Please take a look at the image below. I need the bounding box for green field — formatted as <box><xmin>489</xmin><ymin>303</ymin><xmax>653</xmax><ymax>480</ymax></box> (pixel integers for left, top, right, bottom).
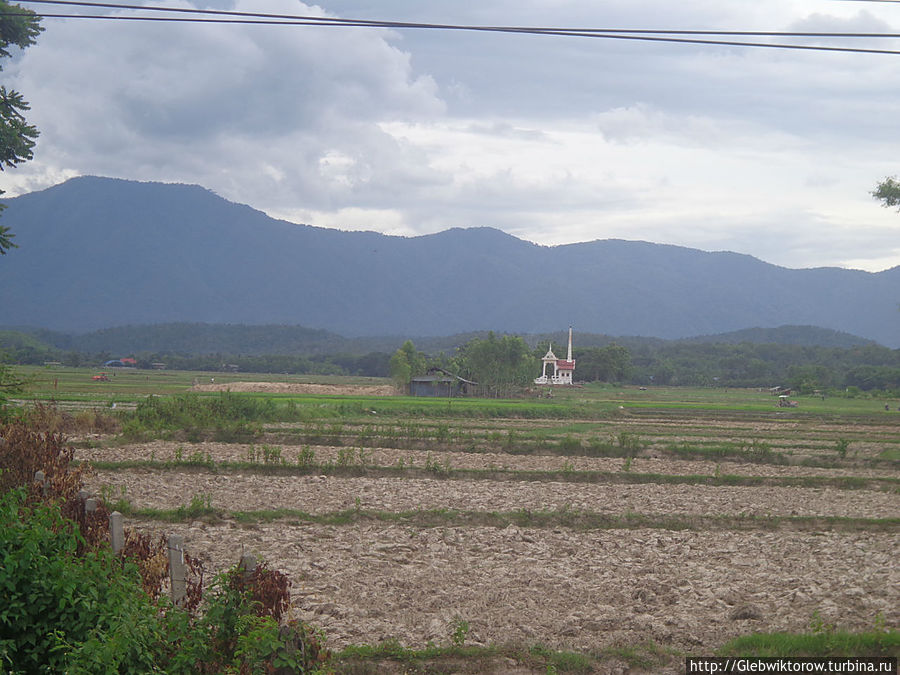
<box><xmin>15</xmin><ymin>364</ymin><xmax>900</xmax><ymax>416</ymax></box>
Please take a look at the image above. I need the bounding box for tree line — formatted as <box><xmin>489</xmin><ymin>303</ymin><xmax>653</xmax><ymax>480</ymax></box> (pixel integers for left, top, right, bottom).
<box><xmin>2</xmin><ymin>329</ymin><xmax>899</xmax><ymax>395</ymax></box>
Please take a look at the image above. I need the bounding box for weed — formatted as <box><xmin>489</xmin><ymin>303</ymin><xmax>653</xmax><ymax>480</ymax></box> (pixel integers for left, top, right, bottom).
<box><xmin>835</xmin><ymin>438</ymin><xmax>850</xmax><ymax>459</ymax></box>
<box><xmin>356</xmin><ymin>447</ymin><xmax>372</xmax><ymax>466</ymax></box>
<box><xmin>809</xmin><ymin>611</ymin><xmax>835</xmax><ymax>635</ymax></box>
<box><xmin>177</xmin><ymin>492</ymin><xmax>215</xmax><ymax>519</ymax></box>
<box><xmin>448</xmin><ymin>617</ymin><xmax>470</xmax><ymax>647</ymax></box>
<box><xmin>558</xmin><ymin>434</ymin><xmax>582</xmax><ymax>453</ymax></box>
<box><xmin>424</xmin><ymin>453</ymin><xmax>451</xmax><ymax>475</ymax></box>
<box><xmin>261</xmin><ymin>444</ymin><xmax>283</xmax><ymax>465</ymax></box>
<box><xmin>295</xmin><ymin>445</ymin><xmax>315</xmax><ymax>468</ymax></box>
<box><xmin>617</xmin><ymin>432</ymin><xmax>641</xmax><ymax>455</ymax></box>
<box><xmin>337</xmin><ymin>447</ymin><xmax>355</xmax><ymax>467</ymax></box>
<box><xmin>187</xmin><ymin>449</ymin><xmax>213</xmax><ymax>467</ymax></box>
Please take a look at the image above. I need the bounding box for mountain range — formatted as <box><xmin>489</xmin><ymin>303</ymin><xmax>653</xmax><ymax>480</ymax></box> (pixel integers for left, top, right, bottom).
<box><xmin>1</xmin><ymin>176</ymin><xmax>898</xmax><ymax>348</ymax></box>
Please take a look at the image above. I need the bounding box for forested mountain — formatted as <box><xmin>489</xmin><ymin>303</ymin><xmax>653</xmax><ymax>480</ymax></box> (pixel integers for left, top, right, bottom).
<box><xmin>6</xmin><ymin>323</ymin><xmax>873</xmax><ymax>358</ymax></box>
<box><xmin>1</xmin><ymin>176</ymin><xmax>898</xmax><ymax>347</ymax></box>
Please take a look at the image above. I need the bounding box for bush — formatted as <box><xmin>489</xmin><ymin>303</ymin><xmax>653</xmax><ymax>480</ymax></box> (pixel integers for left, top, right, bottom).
<box><xmin>0</xmin><ymin>420</ymin><xmax>89</xmax><ymax>501</ymax></box>
<box><xmin>0</xmin><ymin>417</ymin><xmax>331</xmax><ymax>674</ymax></box>
<box><xmin>0</xmin><ymin>489</ymin><xmax>166</xmax><ymax>674</ymax></box>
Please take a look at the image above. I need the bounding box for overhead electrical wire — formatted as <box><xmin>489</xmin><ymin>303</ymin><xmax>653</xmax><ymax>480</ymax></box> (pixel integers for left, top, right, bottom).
<box><xmin>9</xmin><ymin>0</ymin><xmax>900</xmax><ymax>55</ymax></box>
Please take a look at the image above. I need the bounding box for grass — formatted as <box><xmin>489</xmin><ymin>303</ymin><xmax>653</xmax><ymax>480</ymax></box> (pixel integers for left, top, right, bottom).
<box><xmin>717</xmin><ymin>628</ymin><xmax>900</xmax><ymax>658</ymax></box>
<box><xmin>335</xmin><ymin>640</ymin><xmax>607</xmax><ymax>674</ymax></box>
<box><xmin>17</xmin><ymin>365</ymin><xmax>900</xmax><ymax>418</ymax></box>
<box><xmin>108</xmin><ymin>500</ymin><xmax>900</xmax><ymax>533</ymax></box>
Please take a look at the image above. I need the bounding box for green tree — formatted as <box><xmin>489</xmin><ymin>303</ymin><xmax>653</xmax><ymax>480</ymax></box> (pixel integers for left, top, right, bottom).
<box><xmin>457</xmin><ymin>332</ymin><xmax>536</xmax><ymax>397</ymax></box>
<box><xmin>872</xmin><ymin>176</ymin><xmax>900</xmax><ymax>210</ymax></box>
<box><xmin>0</xmin><ymin>2</ymin><xmax>42</xmax><ymax>254</ymax></box>
<box><xmin>389</xmin><ymin>339</ymin><xmax>427</xmax><ymax>391</ymax></box>
<box><xmin>576</xmin><ymin>344</ymin><xmax>632</xmax><ymax>382</ymax></box>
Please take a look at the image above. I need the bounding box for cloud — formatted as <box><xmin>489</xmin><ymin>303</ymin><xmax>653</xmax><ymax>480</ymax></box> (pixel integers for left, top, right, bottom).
<box><xmin>6</xmin><ymin>0</ymin><xmax>445</xmax><ymax>205</ymax></box>
<box><xmin>5</xmin><ymin>0</ymin><xmax>900</xmax><ymax>271</ymax></box>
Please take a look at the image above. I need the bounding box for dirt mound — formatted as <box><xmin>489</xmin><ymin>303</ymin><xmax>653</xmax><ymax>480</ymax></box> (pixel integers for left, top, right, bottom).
<box><xmin>191</xmin><ymin>381</ymin><xmax>397</xmax><ymax>396</ymax></box>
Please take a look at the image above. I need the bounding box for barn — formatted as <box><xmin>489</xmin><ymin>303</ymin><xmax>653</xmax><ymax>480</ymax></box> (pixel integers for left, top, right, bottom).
<box><xmin>409</xmin><ymin>368</ymin><xmax>479</xmax><ymax>397</ymax></box>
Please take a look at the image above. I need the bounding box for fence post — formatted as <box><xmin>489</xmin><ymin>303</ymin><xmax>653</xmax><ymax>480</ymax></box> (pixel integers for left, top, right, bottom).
<box><xmin>109</xmin><ymin>511</ymin><xmax>124</xmax><ymax>554</ymax></box>
<box><xmin>168</xmin><ymin>534</ymin><xmax>186</xmax><ymax>607</ymax></box>
<box><xmin>238</xmin><ymin>553</ymin><xmax>256</xmax><ymax>581</ymax></box>
<box><xmin>33</xmin><ymin>471</ymin><xmax>49</xmax><ymax>496</ymax></box>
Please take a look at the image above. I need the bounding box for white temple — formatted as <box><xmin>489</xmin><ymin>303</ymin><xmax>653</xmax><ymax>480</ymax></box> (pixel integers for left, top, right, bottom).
<box><xmin>534</xmin><ymin>326</ymin><xmax>575</xmax><ymax>385</ymax></box>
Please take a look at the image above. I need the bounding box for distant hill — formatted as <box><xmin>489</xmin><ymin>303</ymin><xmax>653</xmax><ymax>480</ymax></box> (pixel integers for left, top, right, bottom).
<box><xmin>3</xmin><ymin>323</ymin><xmax>876</xmax><ymax>358</ymax></box>
<box><xmin>677</xmin><ymin>325</ymin><xmax>877</xmax><ymax>348</ymax></box>
<box><xmin>1</xmin><ymin>176</ymin><xmax>898</xmax><ymax>347</ymax></box>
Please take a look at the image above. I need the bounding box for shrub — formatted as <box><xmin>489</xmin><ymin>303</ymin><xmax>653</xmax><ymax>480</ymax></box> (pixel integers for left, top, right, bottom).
<box><xmin>0</xmin><ymin>420</ymin><xmax>89</xmax><ymax>502</ymax></box>
<box><xmin>0</xmin><ymin>489</ymin><xmax>166</xmax><ymax>673</ymax></box>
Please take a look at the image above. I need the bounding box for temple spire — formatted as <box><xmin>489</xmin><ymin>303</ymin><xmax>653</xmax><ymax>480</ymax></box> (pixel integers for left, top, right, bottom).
<box><xmin>566</xmin><ymin>326</ymin><xmax>573</xmax><ymax>362</ymax></box>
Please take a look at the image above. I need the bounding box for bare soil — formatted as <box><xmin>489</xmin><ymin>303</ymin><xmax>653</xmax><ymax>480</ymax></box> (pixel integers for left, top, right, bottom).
<box><xmin>89</xmin><ymin>470</ymin><xmax>897</xmax><ymax>520</ymax></box>
<box><xmin>79</xmin><ymin>440</ymin><xmax>900</xmax><ymax>480</ymax></box>
<box><xmin>75</xmin><ymin>407</ymin><xmax>900</xmax><ymax>671</ymax></box>
<box><xmin>139</xmin><ymin>520</ymin><xmax>897</xmax><ymax>660</ymax></box>
<box><xmin>191</xmin><ymin>381</ymin><xmax>397</xmax><ymax>396</ymax></box>
<box><xmin>82</xmin><ymin>445</ymin><xmax>899</xmax><ymax>669</ymax></box>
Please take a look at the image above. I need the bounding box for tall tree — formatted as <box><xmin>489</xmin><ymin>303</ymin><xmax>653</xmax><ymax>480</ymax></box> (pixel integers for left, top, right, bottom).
<box><xmin>0</xmin><ymin>1</ymin><xmax>42</xmax><ymax>254</ymax></box>
<box><xmin>389</xmin><ymin>340</ymin><xmax>427</xmax><ymax>391</ymax></box>
<box><xmin>456</xmin><ymin>332</ymin><xmax>536</xmax><ymax>397</ymax></box>
<box><xmin>576</xmin><ymin>344</ymin><xmax>632</xmax><ymax>382</ymax></box>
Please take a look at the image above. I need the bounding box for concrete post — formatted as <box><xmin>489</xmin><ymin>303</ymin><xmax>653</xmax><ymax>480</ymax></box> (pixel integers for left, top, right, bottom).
<box><xmin>168</xmin><ymin>534</ymin><xmax>186</xmax><ymax>607</ymax></box>
<box><xmin>85</xmin><ymin>498</ymin><xmax>97</xmax><ymax>514</ymax></box>
<box><xmin>109</xmin><ymin>511</ymin><xmax>124</xmax><ymax>554</ymax></box>
<box><xmin>33</xmin><ymin>471</ymin><xmax>48</xmax><ymax>496</ymax></box>
<box><xmin>238</xmin><ymin>553</ymin><xmax>256</xmax><ymax>581</ymax></box>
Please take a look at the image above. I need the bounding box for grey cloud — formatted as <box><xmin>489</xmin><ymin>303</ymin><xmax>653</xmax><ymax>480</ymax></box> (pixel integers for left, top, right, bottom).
<box><xmin>6</xmin><ymin>0</ymin><xmax>900</xmax><ymax>272</ymax></box>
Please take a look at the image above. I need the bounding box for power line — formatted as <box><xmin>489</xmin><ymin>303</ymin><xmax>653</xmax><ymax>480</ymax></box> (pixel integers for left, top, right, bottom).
<box><xmin>10</xmin><ymin>0</ymin><xmax>900</xmax><ymax>55</ymax></box>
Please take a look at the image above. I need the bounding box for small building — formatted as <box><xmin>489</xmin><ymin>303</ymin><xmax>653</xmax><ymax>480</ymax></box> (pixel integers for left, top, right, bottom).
<box><xmin>410</xmin><ymin>375</ymin><xmax>454</xmax><ymax>397</ymax></box>
<box><xmin>410</xmin><ymin>368</ymin><xmax>479</xmax><ymax>397</ymax></box>
<box><xmin>535</xmin><ymin>326</ymin><xmax>576</xmax><ymax>386</ymax></box>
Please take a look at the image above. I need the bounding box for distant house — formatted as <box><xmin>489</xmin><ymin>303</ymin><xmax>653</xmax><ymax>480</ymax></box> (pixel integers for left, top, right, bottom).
<box><xmin>410</xmin><ymin>368</ymin><xmax>479</xmax><ymax>397</ymax></box>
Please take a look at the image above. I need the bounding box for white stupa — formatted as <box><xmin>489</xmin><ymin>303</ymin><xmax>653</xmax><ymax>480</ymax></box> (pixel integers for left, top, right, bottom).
<box><xmin>534</xmin><ymin>326</ymin><xmax>575</xmax><ymax>385</ymax></box>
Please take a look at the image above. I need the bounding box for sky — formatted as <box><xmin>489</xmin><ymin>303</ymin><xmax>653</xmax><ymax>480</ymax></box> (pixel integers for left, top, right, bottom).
<box><xmin>4</xmin><ymin>0</ymin><xmax>900</xmax><ymax>272</ymax></box>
